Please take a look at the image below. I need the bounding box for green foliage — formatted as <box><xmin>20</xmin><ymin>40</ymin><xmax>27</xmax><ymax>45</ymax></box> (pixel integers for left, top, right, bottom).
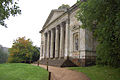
<box><xmin>77</xmin><ymin>0</ymin><xmax>120</xmax><ymax>67</ymax></box>
<box><xmin>0</xmin><ymin>63</ymin><xmax>48</xmax><ymax>80</ymax></box>
<box><xmin>58</xmin><ymin>4</ymin><xmax>70</xmax><ymax>9</ymax></box>
<box><xmin>32</xmin><ymin>46</ymin><xmax>40</xmax><ymax>62</ymax></box>
<box><xmin>69</xmin><ymin>65</ymin><xmax>120</xmax><ymax>80</ymax></box>
<box><xmin>8</xmin><ymin>37</ymin><xmax>40</xmax><ymax>63</ymax></box>
<box><xmin>0</xmin><ymin>48</ymin><xmax>8</xmax><ymax>63</ymax></box>
<box><xmin>0</xmin><ymin>0</ymin><xmax>21</xmax><ymax>27</ymax></box>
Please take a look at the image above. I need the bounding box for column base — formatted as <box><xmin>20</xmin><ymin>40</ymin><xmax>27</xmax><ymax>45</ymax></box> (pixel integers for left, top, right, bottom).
<box><xmin>64</xmin><ymin>56</ymin><xmax>69</xmax><ymax>60</ymax></box>
<box><xmin>53</xmin><ymin>58</ymin><xmax>56</xmax><ymax>60</ymax></box>
<box><xmin>55</xmin><ymin>57</ymin><xmax>59</xmax><ymax>59</ymax></box>
<box><xmin>50</xmin><ymin>57</ymin><xmax>53</xmax><ymax>59</ymax></box>
<box><xmin>58</xmin><ymin>57</ymin><xmax>64</xmax><ymax>60</ymax></box>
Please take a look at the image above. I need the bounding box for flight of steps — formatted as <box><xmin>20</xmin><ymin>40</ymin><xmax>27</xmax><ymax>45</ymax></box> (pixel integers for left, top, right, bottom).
<box><xmin>39</xmin><ymin>58</ymin><xmax>78</xmax><ymax>67</ymax></box>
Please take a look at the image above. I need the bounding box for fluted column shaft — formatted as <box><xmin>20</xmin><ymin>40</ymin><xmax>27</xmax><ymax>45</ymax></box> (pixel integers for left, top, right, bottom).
<box><xmin>50</xmin><ymin>30</ymin><xmax>54</xmax><ymax>58</ymax></box>
<box><xmin>59</xmin><ymin>25</ymin><xmax>64</xmax><ymax>58</ymax></box>
<box><xmin>65</xmin><ymin>21</ymin><xmax>69</xmax><ymax>57</ymax></box>
<box><xmin>39</xmin><ymin>44</ymin><xmax>43</xmax><ymax>60</ymax></box>
<box><xmin>47</xmin><ymin>32</ymin><xmax>50</xmax><ymax>58</ymax></box>
<box><xmin>44</xmin><ymin>33</ymin><xmax>47</xmax><ymax>59</ymax></box>
<box><xmin>55</xmin><ymin>27</ymin><xmax>59</xmax><ymax>58</ymax></box>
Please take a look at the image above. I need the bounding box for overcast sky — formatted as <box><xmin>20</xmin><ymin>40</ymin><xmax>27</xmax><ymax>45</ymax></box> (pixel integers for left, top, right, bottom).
<box><xmin>0</xmin><ymin>0</ymin><xmax>77</xmax><ymax>48</ymax></box>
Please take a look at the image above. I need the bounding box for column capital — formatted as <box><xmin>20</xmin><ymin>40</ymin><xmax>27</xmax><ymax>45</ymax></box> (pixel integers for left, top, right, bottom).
<box><xmin>51</xmin><ymin>28</ymin><xmax>55</xmax><ymax>33</ymax></box>
<box><xmin>56</xmin><ymin>25</ymin><xmax>60</xmax><ymax>30</ymax></box>
<box><xmin>44</xmin><ymin>32</ymin><xmax>47</xmax><ymax>36</ymax></box>
<box><xmin>46</xmin><ymin>31</ymin><xmax>49</xmax><ymax>34</ymax></box>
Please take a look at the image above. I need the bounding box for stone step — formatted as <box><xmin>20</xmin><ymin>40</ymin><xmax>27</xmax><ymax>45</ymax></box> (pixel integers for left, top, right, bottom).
<box><xmin>39</xmin><ymin>58</ymin><xmax>78</xmax><ymax>67</ymax></box>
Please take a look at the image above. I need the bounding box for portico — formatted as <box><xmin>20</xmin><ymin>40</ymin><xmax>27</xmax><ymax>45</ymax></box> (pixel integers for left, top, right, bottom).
<box><xmin>39</xmin><ymin>3</ymin><xmax>97</xmax><ymax>67</ymax></box>
<box><xmin>43</xmin><ymin>22</ymin><xmax>67</xmax><ymax>59</ymax></box>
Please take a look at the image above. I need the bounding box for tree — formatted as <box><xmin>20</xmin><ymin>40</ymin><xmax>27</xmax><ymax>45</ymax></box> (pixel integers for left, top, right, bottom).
<box><xmin>0</xmin><ymin>48</ymin><xmax>8</xmax><ymax>63</ymax></box>
<box><xmin>0</xmin><ymin>0</ymin><xmax>21</xmax><ymax>27</ymax></box>
<box><xmin>77</xmin><ymin>0</ymin><xmax>120</xmax><ymax>67</ymax></box>
<box><xmin>32</xmin><ymin>46</ymin><xmax>40</xmax><ymax>62</ymax></box>
<box><xmin>58</xmin><ymin>4</ymin><xmax>70</xmax><ymax>9</ymax></box>
<box><xmin>8</xmin><ymin>37</ymin><xmax>40</xmax><ymax>63</ymax></box>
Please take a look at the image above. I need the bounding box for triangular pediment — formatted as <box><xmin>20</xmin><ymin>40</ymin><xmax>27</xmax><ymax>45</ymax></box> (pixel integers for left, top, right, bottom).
<box><xmin>43</xmin><ymin>9</ymin><xmax>66</xmax><ymax>28</ymax></box>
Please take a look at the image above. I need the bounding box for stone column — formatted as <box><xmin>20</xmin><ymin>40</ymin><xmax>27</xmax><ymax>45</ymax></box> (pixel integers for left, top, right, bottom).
<box><xmin>47</xmin><ymin>32</ymin><xmax>50</xmax><ymax>58</ymax></box>
<box><xmin>65</xmin><ymin>21</ymin><xmax>69</xmax><ymax>58</ymax></box>
<box><xmin>50</xmin><ymin>29</ymin><xmax>54</xmax><ymax>58</ymax></box>
<box><xmin>39</xmin><ymin>43</ymin><xmax>43</xmax><ymax>60</ymax></box>
<box><xmin>39</xmin><ymin>44</ymin><xmax>42</xmax><ymax>60</ymax></box>
<box><xmin>59</xmin><ymin>24</ymin><xmax>64</xmax><ymax>58</ymax></box>
<box><xmin>55</xmin><ymin>27</ymin><xmax>59</xmax><ymax>58</ymax></box>
<box><xmin>44</xmin><ymin>33</ymin><xmax>47</xmax><ymax>59</ymax></box>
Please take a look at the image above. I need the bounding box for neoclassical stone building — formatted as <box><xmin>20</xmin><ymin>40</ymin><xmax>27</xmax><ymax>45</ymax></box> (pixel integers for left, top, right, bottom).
<box><xmin>39</xmin><ymin>3</ymin><xmax>97</xmax><ymax>67</ymax></box>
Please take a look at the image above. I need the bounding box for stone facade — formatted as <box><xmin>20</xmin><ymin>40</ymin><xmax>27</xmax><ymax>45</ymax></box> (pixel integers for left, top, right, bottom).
<box><xmin>39</xmin><ymin>4</ymin><xmax>97</xmax><ymax>67</ymax></box>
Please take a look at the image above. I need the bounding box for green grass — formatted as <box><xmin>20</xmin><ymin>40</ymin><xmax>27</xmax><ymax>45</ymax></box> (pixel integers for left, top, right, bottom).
<box><xmin>0</xmin><ymin>63</ymin><xmax>48</xmax><ymax>80</ymax></box>
<box><xmin>69</xmin><ymin>65</ymin><xmax>120</xmax><ymax>80</ymax></box>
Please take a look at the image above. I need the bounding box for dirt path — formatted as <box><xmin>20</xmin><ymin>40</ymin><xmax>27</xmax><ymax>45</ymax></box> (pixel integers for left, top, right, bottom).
<box><xmin>32</xmin><ymin>64</ymin><xmax>90</xmax><ymax>80</ymax></box>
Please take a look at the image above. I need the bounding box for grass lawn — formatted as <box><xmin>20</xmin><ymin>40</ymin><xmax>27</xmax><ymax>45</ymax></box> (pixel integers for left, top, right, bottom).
<box><xmin>0</xmin><ymin>63</ymin><xmax>48</xmax><ymax>80</ymax></box>
<box><xmin>69</xmin><ymin>65</ymin><xmax>120</xmax><ymax>80</ymax></box>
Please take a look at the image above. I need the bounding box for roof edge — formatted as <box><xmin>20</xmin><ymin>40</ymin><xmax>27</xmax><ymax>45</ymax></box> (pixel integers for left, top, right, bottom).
<box><xmin>40</xmin><ymin>2</ymin><xmax>80</xmax><ymax>33</ymax></box>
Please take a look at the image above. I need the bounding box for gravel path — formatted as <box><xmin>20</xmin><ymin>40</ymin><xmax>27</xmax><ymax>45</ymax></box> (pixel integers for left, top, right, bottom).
<box><xmin>32</xmin><ymin>64</ymin><xmax>90</xmax><ymax>80</ymax></box>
